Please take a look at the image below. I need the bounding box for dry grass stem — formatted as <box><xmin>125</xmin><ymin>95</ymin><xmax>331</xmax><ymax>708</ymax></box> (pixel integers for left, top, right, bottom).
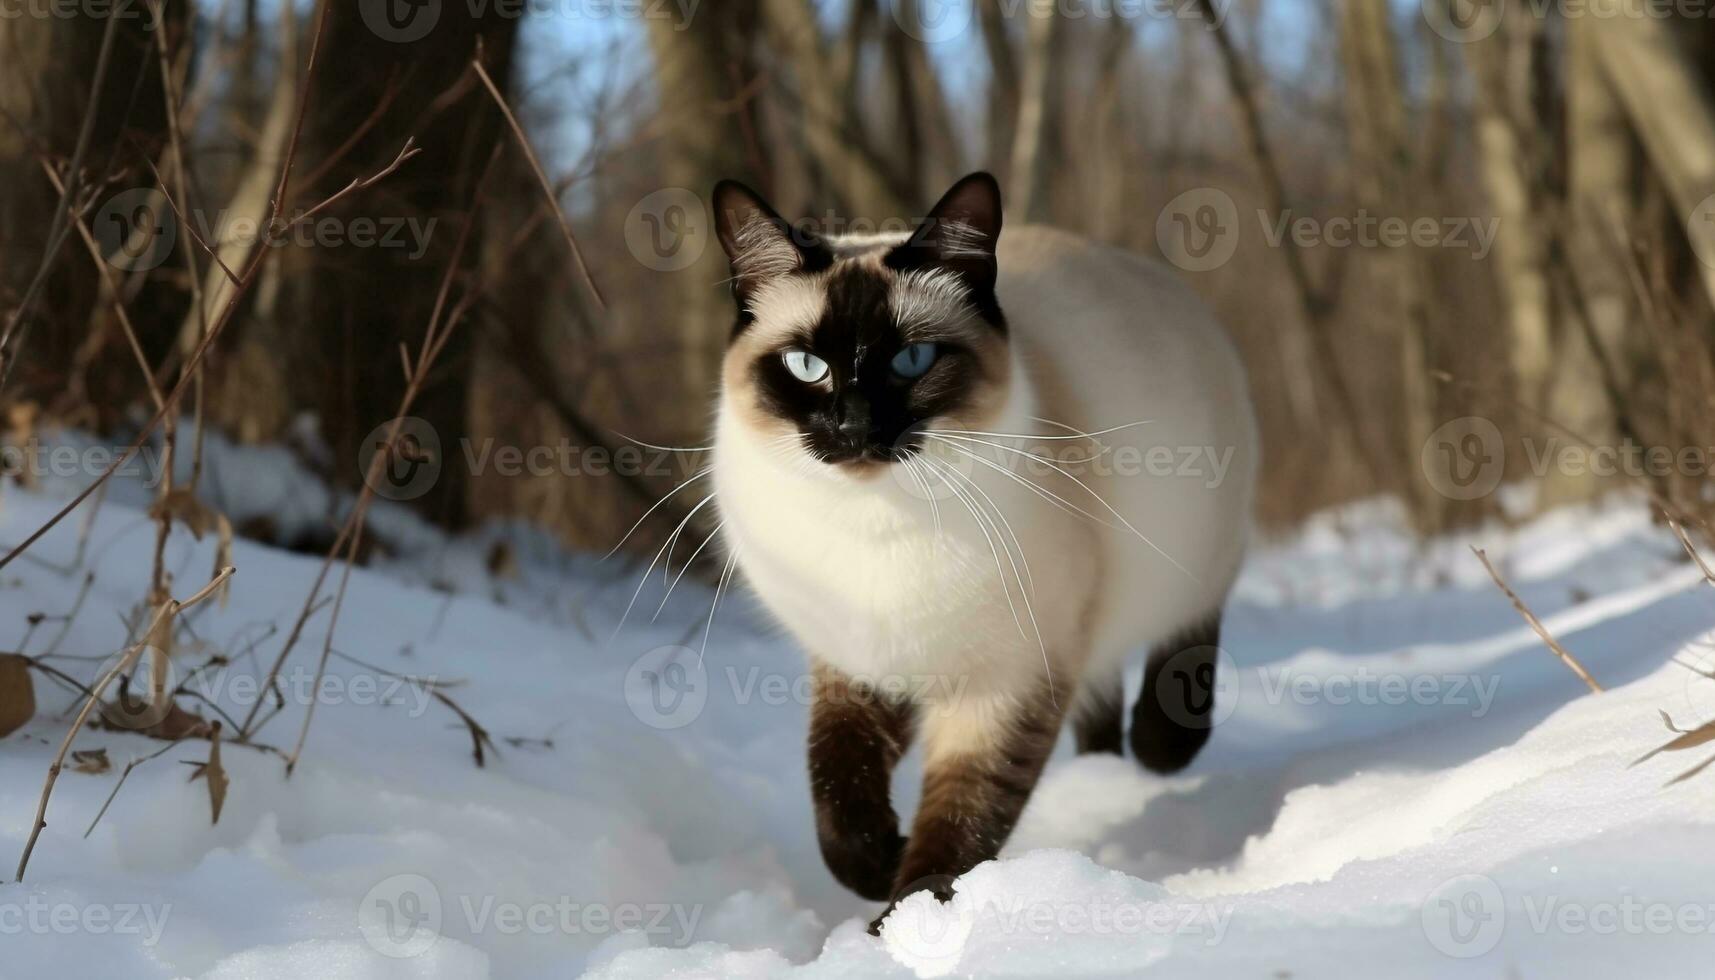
<box><xmin>1472</xmin><ymin>546</ymin><xmax>1604</xmax><ymax>694</ymax></box>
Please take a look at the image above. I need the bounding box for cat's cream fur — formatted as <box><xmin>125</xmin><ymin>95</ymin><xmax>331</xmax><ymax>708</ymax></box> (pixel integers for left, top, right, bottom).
<box><xmin>715</xmin><ymin>223</ymin><xmax>1256</xmax><ymax>741</ymax></box>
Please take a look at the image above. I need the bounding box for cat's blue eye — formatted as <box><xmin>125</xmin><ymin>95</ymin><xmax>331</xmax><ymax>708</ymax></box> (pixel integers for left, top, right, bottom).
<box><xmin>782</xmin><ymin>349</ymin><xmax>830</xmax><ymax>384</ymax></box>
<box><xmin>890</xmin><ymin>342</ymin><xmax>938</xmax><ymax>379</ymax></box>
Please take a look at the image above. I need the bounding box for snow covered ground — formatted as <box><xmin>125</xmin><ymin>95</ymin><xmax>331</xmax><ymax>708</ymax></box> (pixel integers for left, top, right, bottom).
<box><xmin>2</xmin><ymin>473</ymin><xmax>1714</xmax><ymax>978</ymax></box>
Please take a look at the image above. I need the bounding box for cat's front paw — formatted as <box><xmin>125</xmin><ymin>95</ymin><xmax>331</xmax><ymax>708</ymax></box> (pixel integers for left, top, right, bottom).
<box><xmin>819</xmin><ymin>821</ymin><xmax>905</xmax><ymax>903</ymax></box>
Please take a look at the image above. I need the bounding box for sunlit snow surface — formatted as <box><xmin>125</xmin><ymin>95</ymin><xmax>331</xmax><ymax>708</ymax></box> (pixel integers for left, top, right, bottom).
<box><xmin>1</xmin><ymin>475</ymin><xmax>1713</xmax><ymax>978</ymax></box>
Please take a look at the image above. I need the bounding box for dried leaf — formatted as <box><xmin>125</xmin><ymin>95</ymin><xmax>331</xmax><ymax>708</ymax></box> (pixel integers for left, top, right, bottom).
<box><xmin>0</xmin><ymin>654</ymin><xmax>37</xmax><ymax>737</ymax></box>
<box><xmin>148</xmin><ymin>488</ymin><xmax>217</xmax><ymax>540</ymax></box>
<box><xmin>94</xmin><ymin>696</ymin><xmax>212</xmax><ymax>741</ymax></box>
<box><xmin>203</xmin><ymin>728</ymin><xmax>228</xmax><ymax>825</ymax></box>
<box><xmin>1630</xmin><ymin>718</ymin><xmax>1715</xmax><ymax>767</ymax></box>
<box><xmin>6</xmin><ymin>402</ymin><xmax>38</xmax><ymax>489</ymax></box>
<box><xmin>71</xmin><ymin>748</ymin><xmax>111</xmax><ymax>775</ymax></box>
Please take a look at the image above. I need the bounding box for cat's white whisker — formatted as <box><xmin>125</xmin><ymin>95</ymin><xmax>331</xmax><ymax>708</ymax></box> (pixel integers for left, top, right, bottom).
<box><xmin>932</xmin><ymin>415</ymin><xmax>1117</xmax><ymax>462</ymax></box>
<box><xmin>902</xmin><ymin>455</ymin><xmax>942</xmax><ymax>541</ymax></box>
<box><xmin>926</xmin><ymin>435</ymin><xmax>1126</xmax><ymax>533</ymax></box>
<box><xmin>927</xmin><ymin>432</ymin><xmax>1199</xmax><ymax>584</ymax></box>
<box><xmin>921</xmin><ymin>455</ymin><xmax>1055</xmax><ymax>704</ymax></box>
<box><xmin>920</xmin><ymin>456</ymin><xmax>1028</xmax><ymax>642</ymax></box>
<box><xmin>613</xmin><ymin>492</ymin><xmax>717</xmax><ymax>640</ymax></box>
<box><xmin>698</xmin><ymin>547</ymin><xmax>740</xmax><ymax>667</ymax></box>
<box><xmin>603</xmin><ymin>467</ymin><xmax>713</xmax><ymax>561</ymax></box>
<box><xmin>612</xmin><ymin>431</ymin><xmax>714</xmax><ymax>454</ymax></box>
<box><xmin>921</xmin><ymin>418</ymin><xmax>1154</xmax><ymax>442</ymax></box>
<box><xmin>653</xmin><ymin>520</ymin><xmax>725</xmax><ymax>621</ymax></box>
<box><xmin>936</xmin><ymin>456</ymin><xmax>1036</xmax><ymax>601</ymax></box>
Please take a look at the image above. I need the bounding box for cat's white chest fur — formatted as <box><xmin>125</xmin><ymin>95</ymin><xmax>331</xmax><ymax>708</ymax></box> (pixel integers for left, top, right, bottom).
<box><xmin>713</xmin><ymin>404</ymin><xmax>1097</xmax><ymax>694</ymax></box>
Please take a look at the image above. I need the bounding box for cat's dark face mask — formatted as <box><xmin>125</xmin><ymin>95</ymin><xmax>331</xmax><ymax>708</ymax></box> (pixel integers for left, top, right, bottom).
<box><xmin>713</xmin><ymin>174</ymin><xmax>1011</xmax><ymax>473</ymax></box>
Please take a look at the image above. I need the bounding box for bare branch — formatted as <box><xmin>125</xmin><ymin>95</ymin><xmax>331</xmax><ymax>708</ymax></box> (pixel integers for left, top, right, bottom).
<box><xmin>1472</xmin><ymin>547</ymin><xmax>1603</xmax><ymax>694</ymax></box>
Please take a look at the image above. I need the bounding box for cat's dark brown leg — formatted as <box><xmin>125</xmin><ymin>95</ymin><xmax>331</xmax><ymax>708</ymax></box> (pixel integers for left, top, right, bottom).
<box><xmin>809</xmin><ymin>661</ymin><xmax>917</xmax><ymax>901</ymax></box>
<box><xmin>1130</xmin><ymin>612</ymin><xmax>1222</xmax><ymax>773</ymax></box>
<box><xmin>1073</xmin><ymin>673</ymin><xmax>1123</xmax><ymax>755</ymax></box>
<box><xmin>871</xmin><ymin>684</ymin><xmax>1064</xmax><ymax>933</ymax></box>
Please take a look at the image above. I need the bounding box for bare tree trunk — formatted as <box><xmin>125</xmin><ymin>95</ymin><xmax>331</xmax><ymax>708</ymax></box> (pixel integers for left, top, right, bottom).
<box><xmin>978</xmin><ymin>0</ymin><xmax>1020</xmax><ymax>175</ymax></box>
<box><xmin>1008</xmin><ymin>6</ymin><xmax>1061</xmax><ymax>224</ymax></box>
<box><xmin>1089</xmin><ymin>16</ymin><xmax>1136</xmax><ymax>243</ymax></box>
<box><xmin>178</xmin><ymin>0</ymin><xmax>297</xmax><ymax>363</ymax></box>
<box><xmin>1542</xmin><ymin>18</ymin><xmax>1639</xmax><ymax>505</ymax></box>
<box><xmin>1188</xmin><ymin>0</ymin><xmax>1378</xmax><ymax>477</ymax></box>
<box><xmin>884</xmin><ymin>0</ymin><xmax>960</xmax><ymax>201</ymax></box>
<box><xmin>648</xmin><ymin>0</ymin><xmax>762</xmax><ymax>398</ymax></box>
<box><xmin>763</xmin><ymin>0</ymin><xmax>902</xmax><ymax>216</ymax></box>
<box><xmin>0</xmin><ymin>2</ymin><xmax>177</xmax><ymax>414</ymax></box>
<box><xmin>1467</xmin><ymin>7</ymin><xmax>1556</xmax><ymax>421</ymax></box>
<box><xmin>1338</xmin><ymin>0</ymin><xmax>1445</xmax><ymax>529</ymax></box>
<box><xmin>260</xmin><ymin>3</ymin><xmax>523</xmax><ymax>525</ymax></box>
<box><xmin>1589</xmin><ymin>2</ymin><xmax>1715</xmax><ymax>307</ymax></box>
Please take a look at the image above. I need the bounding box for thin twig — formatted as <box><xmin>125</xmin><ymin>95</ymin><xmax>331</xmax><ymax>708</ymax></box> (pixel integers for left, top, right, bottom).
<box><xmin>470</xmin><ymin>51</ymin><xmax>606</xmax><ymax>311</ymax></box>
<box><xmin>15</xmin><ymin>566</ymin><xmax>234</xmax><ymax>882</ymax></box>
<box><xmin>82</xmin><ymin>739</ymin><xmax>180</xmax><ymax>839</ymax></box>
<box><xmin>1472</xmin><ymin>547</ymin><xmax>1603</xmax><ymax>694</ymax></box>
<box><xmin>1668</xmin><ymin>518</ymin><xmax>1715</xmax><ymax>587</ymax></box>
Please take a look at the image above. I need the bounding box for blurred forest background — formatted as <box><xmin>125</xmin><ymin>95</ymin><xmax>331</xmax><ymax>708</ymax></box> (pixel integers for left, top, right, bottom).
<box><xmin>3</xmin><ymin>0</ymin><xmax>1715</xmax><ymax>569</ymax></box>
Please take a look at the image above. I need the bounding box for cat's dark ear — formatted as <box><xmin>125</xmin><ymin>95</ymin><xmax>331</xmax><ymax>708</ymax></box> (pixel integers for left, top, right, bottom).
<box><xmin>887</xmin><ymin>172</ymin><xmax>1003</xmax><ymax>295</ymax></box>
<box><xmin>712</xmin><ymin>180</ymin><xmax>827</xmax><ymax>303</ymax></box>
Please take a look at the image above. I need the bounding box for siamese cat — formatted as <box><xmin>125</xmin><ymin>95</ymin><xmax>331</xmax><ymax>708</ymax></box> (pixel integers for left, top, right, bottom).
<box><xmin>709</xmin><ymin>173</ymin><xmax>1256</xmax><ymax>930</ymax></box>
